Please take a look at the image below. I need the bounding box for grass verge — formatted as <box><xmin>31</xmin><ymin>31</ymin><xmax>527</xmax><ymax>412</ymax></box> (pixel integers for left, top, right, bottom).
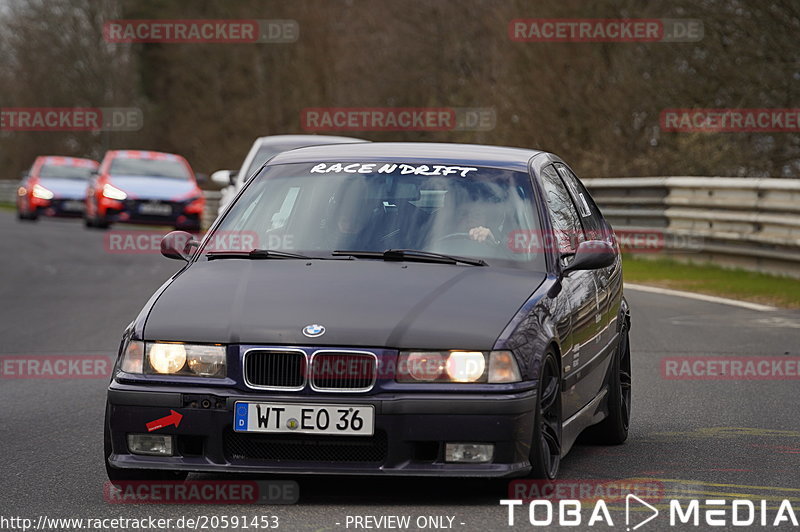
<box><xmin>622</xmin><ymin>255</ymin><xmax>800</xmax><ymax>309</ymax></box>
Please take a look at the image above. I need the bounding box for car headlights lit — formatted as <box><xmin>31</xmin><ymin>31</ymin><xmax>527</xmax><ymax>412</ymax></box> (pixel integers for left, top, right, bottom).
<box><xmin>397</xmin><ymin>350</ymin><xmax>520</xmax><ymax>384</ymax></box>
<box><xmin>445</xmin><ymin>351</ymin><xmax>486</xmax><ymax>382</ymax></box>
<box><xmin>118</xmin><ymin>340</ymin><xmax>226</xmax><ymax>378</ymax></box>
<box><xmin>148</xmin><ymin>343</ymin><xmax>187</xmax><ymax>374</ymax></box>
<box><xmin>32</xmin><ymin>184</ymin><xmax>54</xmax><ymax>200</ymax></box>
<box><xmin>102</xmin><ymin>183</ymin><xmax>127</xmax><ymax>200</ymax></box>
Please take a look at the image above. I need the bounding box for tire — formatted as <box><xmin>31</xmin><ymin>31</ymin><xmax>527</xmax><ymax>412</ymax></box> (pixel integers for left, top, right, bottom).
<box><xmin>87</xmin><ymin>214</ymin><xmax>110</xmax><ymax>229</ymax></box>
<box><xmin>582</xmin><ymin>324</ymin><xmax>631</xmax><ymax>445</ymax></box>
<box><xmin>104</xmin><ymin>403</ymin><xmax>188</xmax><ymax>484</ymax></box>
<box><xmin>529</xmin><ymin>352</ymin><xmax>562</xmax><ymax>479</ymax></box>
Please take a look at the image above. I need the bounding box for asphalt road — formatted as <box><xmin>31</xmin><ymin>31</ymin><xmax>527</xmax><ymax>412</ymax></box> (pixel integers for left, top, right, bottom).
<box><xmin>2</xmin><ymin>210</ymin><xmax>800</xmax><ymax>532</ymax></box>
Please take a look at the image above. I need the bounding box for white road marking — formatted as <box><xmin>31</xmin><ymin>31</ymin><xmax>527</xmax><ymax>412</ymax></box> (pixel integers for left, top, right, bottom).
<box><xmin>624</xmin><ymin>283</ymin><xmax>777</xmax><ymax>312</ymax></box>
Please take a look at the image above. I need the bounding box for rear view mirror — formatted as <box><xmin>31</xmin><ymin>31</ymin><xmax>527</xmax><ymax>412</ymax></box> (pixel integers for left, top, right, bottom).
<box><xmin>161</xmin><ymin>230</ymin><xmax>199</xmax><ymax>261</ymax></box>
<box><xmin>210</xmin><ymin>169</ymin><xmax>237</xmax><ymax>187</ymax></box>
<box><xmin>562</xmin><ymin>240</ymin><xmax>615</xmax><ymax>274</ymax></box>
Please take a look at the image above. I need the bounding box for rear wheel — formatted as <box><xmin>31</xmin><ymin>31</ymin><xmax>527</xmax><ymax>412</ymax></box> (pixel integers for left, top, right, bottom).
<box><xmin>582</xmin><ymin>324</ymin><xmax>631</xmax><ymax>444</ymax></box>
<box><xmin>529</xmin><ymin>352</ymin><xmax>562</xmax><ymax>479</ymax></box>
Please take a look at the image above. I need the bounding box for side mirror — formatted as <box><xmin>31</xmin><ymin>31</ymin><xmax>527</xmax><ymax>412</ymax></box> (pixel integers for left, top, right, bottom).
<box><xmin>161</xmin><ymin>230</ymin><xmax>199</xmax><ymax>261</ymax></box>
<box><xmin>194</xmin><ymin>172</ymin><xmax>208</xmax><ymax>185</ymax></box>
<box><xmin>20</xmin><ymin>171</ymin><xmax>28</xmax><ymax>179</ymax></box>
<box><xmin>210</xmin><ymin>169</ymin><xmax>237</xmax><ymax>187</ymax></box>
<box><xmin>562</xmin><ymin>240</ymin><xmax>615</xmax><ymax>274</ymax></box>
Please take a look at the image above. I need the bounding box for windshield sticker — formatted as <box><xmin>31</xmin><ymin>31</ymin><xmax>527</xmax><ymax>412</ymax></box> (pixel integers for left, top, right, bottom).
<box><xmin>310</xmin><ymin>163</ymin><xmax>478</xmax><ymax>177</ymax></box>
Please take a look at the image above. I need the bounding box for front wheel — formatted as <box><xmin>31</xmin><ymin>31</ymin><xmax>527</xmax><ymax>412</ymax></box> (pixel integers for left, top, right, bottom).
<box><xmin>529</xmin><ymin>352</ymin><xmax>562</xmax><ymax>479</ymax></box>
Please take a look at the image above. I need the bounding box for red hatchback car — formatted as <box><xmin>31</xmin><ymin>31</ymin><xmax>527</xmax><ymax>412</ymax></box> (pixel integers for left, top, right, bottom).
<box><xmin>85</xmin><ymin>150</ymin><xmax>204</xmax><ymax>231</ymax></box>
<box><xmin>17</xmin><ymin>156</ymin><xmax>99</xmax><ymax>221</ymax></box>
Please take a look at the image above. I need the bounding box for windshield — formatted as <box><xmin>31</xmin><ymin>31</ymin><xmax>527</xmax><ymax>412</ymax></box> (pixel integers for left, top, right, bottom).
<box><xmin>39</xmin><ymin>164</ymin><xmax>95</xmax><ymax>179</ymax></box>
<box><xmin>207</xmin><ymin>162</ymin><xmax>544</xmax><ymax>269</ymax></box>
<box><xmin>109</xmin><ymin>157</ymin><xmax>190</xmax><ymax>179</ymax></box>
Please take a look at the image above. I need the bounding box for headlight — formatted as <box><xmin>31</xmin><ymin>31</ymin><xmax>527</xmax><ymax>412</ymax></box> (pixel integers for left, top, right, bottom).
<box><xmin>102</xmin><ymin>183</ymin><xmax>127</xmax><ymax>200</ymax></box>
<box><xmin>397</xmin><ymin>350</ymin><xmax>520</xmax><ymax>384</ymax></box>
<box><xmin>446</xmin><ymin>351</ymin><xmax>486</xmax><ymax>382</ymax></box>
<box><xmin>186</xmin><ymin>345</ymin><xmax>227</xmax><ymax>376</ymax></box>
<box><xmin>117</xmin><ymin>340</ymin><xmax>226</xmax><ymax>378</ymax></box>
<box><xmin>148</xmin><ymin>343</ymin><xmax>187</xmax><ymax>374</ymax></box>
<box><xmin>32</xmin><ymin>184</ymin><xmax>54</xmax><ymax>200</ymax></box>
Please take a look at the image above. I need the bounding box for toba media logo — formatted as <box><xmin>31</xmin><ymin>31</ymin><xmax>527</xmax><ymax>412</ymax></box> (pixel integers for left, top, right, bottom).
<box><xmin>500</xmin><ymin>494</ymin><xmax>799</xmax><ymax>528</ymax></box>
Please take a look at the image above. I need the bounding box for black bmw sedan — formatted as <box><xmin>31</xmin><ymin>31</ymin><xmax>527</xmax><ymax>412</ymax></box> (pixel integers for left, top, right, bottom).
<box><xmin>105</xmin><ymin>142</ymin><xmax>631</xmax><ymax>481</ymax></box>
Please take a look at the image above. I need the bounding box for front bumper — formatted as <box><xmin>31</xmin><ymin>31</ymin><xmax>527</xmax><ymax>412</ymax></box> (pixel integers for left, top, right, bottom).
<box><xmin>43</xmin><ymin>198</ymin><xmax>86</xmax><ymax>217</ymax></box>
<box><xmin>103</xmin><ymin>199</ymin><xmax>200</xmax><ymax>229</ymax></box>
<box><xmin>106</xmin><ymin>383</ymin><xmax>537</xmax><ymax>478</ymax></box>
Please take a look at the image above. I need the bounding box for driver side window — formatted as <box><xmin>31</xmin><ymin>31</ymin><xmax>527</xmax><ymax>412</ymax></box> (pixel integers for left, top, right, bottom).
<box><xmin>540</xmin><ymin>165</ymin><xmax>585</xmax><ymax>258</ymax></box>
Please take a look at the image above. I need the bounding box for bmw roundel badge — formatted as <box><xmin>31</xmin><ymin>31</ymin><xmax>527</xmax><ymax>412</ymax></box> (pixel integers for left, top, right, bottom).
<box><xmin>303</xmin><ymin>324</ymin><xmax>326</xmax><ymax>338</ymax></box>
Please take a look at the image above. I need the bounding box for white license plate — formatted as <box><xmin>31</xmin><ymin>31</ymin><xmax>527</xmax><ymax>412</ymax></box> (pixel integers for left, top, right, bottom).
<box><xmin>63</xmin><ymin>200</ymin><xmax>85</xmax><ymax>212</ymax></box>
<box><xmin>139</xmin><ymin>202</ymin><xmax>171</xmax><ymax>215</ymax></box>
<box><xmin>233</xmin><ymin>402</ymin><xmax>374</xmax><ymax>436</ymax></box>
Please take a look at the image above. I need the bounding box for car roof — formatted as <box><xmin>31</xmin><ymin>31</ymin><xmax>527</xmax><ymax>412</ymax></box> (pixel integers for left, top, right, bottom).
<box><xmin>109</xmin><ymin>150</ymin><xmax>185</xmax><ymax>159</ymax></box>
<box><xmin>253</xmin><ymin>135</ymin><xmax>367</xmax><ymax>147</ymax></box>
<box><xmin>268</xmin><ymin>142</ymin><xmax>544</xmax><ymax>172</ymax></box>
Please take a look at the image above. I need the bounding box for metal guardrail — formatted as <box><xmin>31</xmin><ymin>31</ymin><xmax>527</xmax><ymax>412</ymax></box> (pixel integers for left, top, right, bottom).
<box><xmin>0</xmin><ymin>180</ymin><xmax>18</xmax><ymax>205</ymax></box>
<box><xmin>583</xmin><ymin>177</ymin><xmax>800</xmax><ymax>279</ymax></box>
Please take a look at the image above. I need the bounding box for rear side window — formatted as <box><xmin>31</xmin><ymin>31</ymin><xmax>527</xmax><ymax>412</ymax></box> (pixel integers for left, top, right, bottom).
<box><xmin>554</xmin><ymin>164</ymin><xmax>606</xmax><ymax>239</ymax></box>
<box><xmin>540</xmin><ymin>165</ymin><xmax>585</xmax><ymax>255</ymax></box>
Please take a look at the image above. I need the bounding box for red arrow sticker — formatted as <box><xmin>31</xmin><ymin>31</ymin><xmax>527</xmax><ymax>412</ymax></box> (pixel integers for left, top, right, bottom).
<box><xmin>146</xmin><ymin>410</ymin><xmax>183</xmax><ymax>432</ymax></box>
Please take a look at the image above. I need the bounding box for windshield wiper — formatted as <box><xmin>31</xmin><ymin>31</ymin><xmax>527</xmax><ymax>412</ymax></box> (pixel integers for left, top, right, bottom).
<box><xmin>332</xmin><ymin>249</ymin><xmax>487</xmax><ymax>266</ymax></box>
<box><xmin>206</xmin><ymin>249</ymin><xmax>311</xmax><ymax>260</ymax></box>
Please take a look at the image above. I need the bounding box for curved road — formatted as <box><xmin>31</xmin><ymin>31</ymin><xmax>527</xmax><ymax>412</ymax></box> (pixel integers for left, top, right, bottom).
<box><xmin>1</xmin><ymin>211</ymin><xmax>799</xmax><ymax>531</ymax></box>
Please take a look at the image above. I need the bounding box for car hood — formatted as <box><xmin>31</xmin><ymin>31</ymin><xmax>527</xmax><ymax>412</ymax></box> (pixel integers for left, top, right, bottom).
<box><xmin>144</xmin><ymin>259</ymin><xmax>545</xmax><ymax>350</ymax></box>
<box><xmin>38</xmin><ymin>178</ymin><xmax>88</xmax><ymax>199</ymax></box>
<box><xmin>109</xmin><ymin>175</ymin><xmax>196</xmax><ymax>200</ymax></box>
